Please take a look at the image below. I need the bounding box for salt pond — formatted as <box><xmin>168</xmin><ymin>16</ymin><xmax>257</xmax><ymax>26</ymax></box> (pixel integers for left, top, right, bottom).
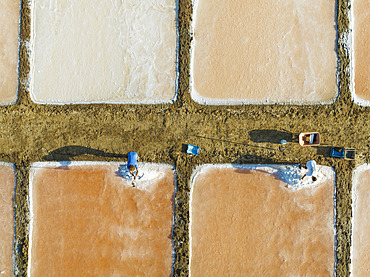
<box><xmin>191</xmin><ymin>0</ymin><xmax>337</xmax><ymax>104</ymax></box>
<box><xmin>352</xmin><ymin>164</ymin><xmax>370</xmax><ymax>276</ymax></box>
<box><xmin>29</xmin><ymin>162</ymin><xmax>175</xmax><ymax>276</ymax></box>
<box><xmin>0</xmin><ymin>163</ymin><xmax>15</xmax><ymax>277</ymax></box>
<box><xmin>190</xmin><ymin>164</ymin><xmax>335</xmax><ymax>276</ymax></box>
<box><xmin>0</xmin><ymin>0</ymin><xmax>20</xmax><ymax>105</ymax></box>
<box><xmin>30</xmin><ymin>0</ymin><xmax>177</xmax><ymax>104</ymax></box>
<box><xmin>353</xmin><ymin>0</ymin><xmax>370</xmax><ymax>105</ymax></box>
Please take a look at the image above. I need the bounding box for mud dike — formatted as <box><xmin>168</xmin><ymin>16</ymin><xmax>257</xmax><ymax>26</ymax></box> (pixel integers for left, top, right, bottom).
<box><xmin>0</xmin><ymin>0</ymin><xmax>368</xmax><ymax>276</ymax></box>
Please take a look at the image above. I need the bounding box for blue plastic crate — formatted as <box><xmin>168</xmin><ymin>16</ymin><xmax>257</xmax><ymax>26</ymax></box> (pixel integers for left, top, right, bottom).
<box><xmin>187</xmin><ymin>144</ymin><xmax>199</xmax><ymax>155</ymax></box>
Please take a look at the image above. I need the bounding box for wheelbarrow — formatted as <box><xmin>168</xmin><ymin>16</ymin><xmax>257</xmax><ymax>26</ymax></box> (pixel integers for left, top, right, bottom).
<box><xmin>299</xmin><ymin>132</ymin><xmax>321</xmax><ymax>146</ymax></box>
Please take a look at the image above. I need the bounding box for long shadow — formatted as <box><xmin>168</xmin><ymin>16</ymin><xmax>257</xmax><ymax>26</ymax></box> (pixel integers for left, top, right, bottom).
<box><xmin>249</xmin><ymin>129</ymin><xmax>293</xmax><ymax>144</ymax></box>
<box><xmin>43</xmin><ymin>145</ymin><xmax>127</xmax><ymax>161</ymax></box>
<box><xmin>315</xmin><ymin>146</ymin><xmax>332</xmax><ymax>157</ymax></box>
<box><xmin>194</xmin><ymin>135</ymin><xmax>277</xmax><ymax>151</ymax></box>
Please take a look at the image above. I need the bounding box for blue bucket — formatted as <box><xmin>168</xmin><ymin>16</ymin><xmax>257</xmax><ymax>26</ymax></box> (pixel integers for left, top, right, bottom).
<box><xmin>187</xmin><ymin>144</ymin><xmax>200</xmax><ymax>155</ymax></box>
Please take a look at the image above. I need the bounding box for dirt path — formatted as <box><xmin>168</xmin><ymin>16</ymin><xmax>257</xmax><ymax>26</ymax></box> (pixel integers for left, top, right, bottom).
<box><xmin>0</xmin><ymin>0</ymin><xmax>367</xmax><ymax>276</ymax></box>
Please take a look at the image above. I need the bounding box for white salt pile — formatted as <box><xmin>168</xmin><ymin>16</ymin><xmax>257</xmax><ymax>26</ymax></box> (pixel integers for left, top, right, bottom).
<box><xmin>115</xmin><ymin>162</ymin><xmax>170</xmax><ymax>190</ymax></box>
<box><xmin>191</xmin><ymin>163</ymin><xmax>334</xmax><ymax>190</ymax></box>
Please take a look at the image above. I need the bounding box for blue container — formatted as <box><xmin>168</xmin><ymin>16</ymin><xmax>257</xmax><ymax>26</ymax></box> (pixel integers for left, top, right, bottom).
<box><xmin>330</xmin><ymin>147</ymin><xmax>345</xmax><ymax>158</ymax></box>
<box><xmin>187</xmin><ymin>144</ymin><xmax>200</xmax><ymax>155</ymax></box>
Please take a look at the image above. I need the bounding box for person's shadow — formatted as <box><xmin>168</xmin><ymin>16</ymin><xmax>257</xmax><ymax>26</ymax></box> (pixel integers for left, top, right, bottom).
<box><xmin>43</xmin><ymin>145</ymin><xmax>127</xmax><ymax>161</ymax></box>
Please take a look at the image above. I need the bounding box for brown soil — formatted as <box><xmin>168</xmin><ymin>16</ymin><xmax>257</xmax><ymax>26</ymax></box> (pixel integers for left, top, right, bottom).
<box><xmin>2</xmin><ymin>0</ymin><xmax>368</xmax><ymax>276</ymax></box>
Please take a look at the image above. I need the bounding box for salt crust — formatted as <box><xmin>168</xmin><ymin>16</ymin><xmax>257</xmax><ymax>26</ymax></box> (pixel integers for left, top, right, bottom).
<box><xmin>190</xmin><ymin>0</ymin><xmax>338</xmax><ymax>105</ymax></box>
<box><xmin>189</xmin><ymin>163</ymin><xmax>335</xmax><ymax>276</ymax></box>
<box><xmin>351</xmin><ymin>163</ymin><xmax>370</xmax><ymax>275</ymax></box>
<box><xmin>353</xmin><ymin>93</ymin><xmax>370</xmax><ymax>106</ymax></box>
<box><xmin>29</xmin><ymin>0</ymin><xmax>177</xmax><ymax>104</ymax></box>
<box><xmin>0</xmin><ymin>162</ymin><xmax>15</xmax><ymax>169</ymax></box>
<box><xmin>28</xmin><ymin>161</ymin><xmax>174</xmax><ymax>277</ymax></box>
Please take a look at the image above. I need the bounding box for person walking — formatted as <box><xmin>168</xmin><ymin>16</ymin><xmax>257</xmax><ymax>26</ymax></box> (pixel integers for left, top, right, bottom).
<box><xmin>127</xmin><ymin>151</ymin><xmax>139</xmax><ymax>181</ymax></box>
<box><xmin>301</xmin><ymin>160</ymin><xmax>317</xmax><ymax>182</ymax></box>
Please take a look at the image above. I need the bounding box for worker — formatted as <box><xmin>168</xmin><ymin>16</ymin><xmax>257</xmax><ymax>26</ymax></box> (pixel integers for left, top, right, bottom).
<box><xmin>127</xmin><ymin>151</ymin><xmax>139</xmax><ymax>181</ymax></box>
<box><xmin>301</xmin><ymin>160</ymin><xmax>317</xmax><ymax>182</ymax></box>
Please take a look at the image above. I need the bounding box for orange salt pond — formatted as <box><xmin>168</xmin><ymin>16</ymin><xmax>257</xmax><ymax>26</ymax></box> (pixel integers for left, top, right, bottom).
<box><xmin>352</xmin><ymin>164</ymin><xmax>370</xmax><ymax>276</ymax></box>
<box><xmin>31</xmin><ymin>0</ymin><xmax>177</xmax><ymax>104</ymax></box>
<box><xmin>191</xmin><ymin>0</ymin><xmax>337</xmax><ymax>104</ymax></box>
<box><xmin>353</xmin><ymin>0</ymin><xmax>370</xmax><ymax>105</ymax></box>
<box><xmin>0</xmin><ymin>0</ymin><xmax>20</xmax><ymax>104</ymax></box>
<box><xmin>29</xmin><ymin>162</ymin><xmax>175</xmax><ymax>276</ymax></box>
<box><xmin>0</xmin><ymin>163</ymin><xmax>15</xmax><ymax>276</ymax></box>
<box><xmin>190</xmin><ymin>164</ymin><xmax>335</xmax><ymax>276</ymax></box>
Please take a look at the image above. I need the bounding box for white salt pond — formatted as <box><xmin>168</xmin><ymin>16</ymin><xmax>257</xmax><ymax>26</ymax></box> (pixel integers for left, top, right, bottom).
<box><xmin>190</xmin><ymin>164</ymin><xmax>335</xmax><ymax>276</ymax></box>
<box><xmin>353</xmin><ymin>0</ymin><xmax>370</xmax><ymax>106</ymax></box>
<box><xmin>352</xmin><ymin>164</ymin><xmax>370</xmax><ymax>276</ymax></box>
<box><xmin>191</xmin><ymin>0</ymin><xmax>337</xmax><ymax>105</ymax></box>
<box><xmin>30</xmin><ymin>0</ymin><xmax>177</xmax><ymax>104</ymax></box>
<box><xmin>0</xmin><ymin>163</ymin><xmax>15</xmax><ymax>277</ymax></box>
<box><xmin>29</xmin><ymin>162</ymin><xmax>176</xmax><ymax>276</ymax></box>
<box><xmin>0</xmin><ymin>0</ymin><xmax>20</xmax><ymax>105</ymax></box>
